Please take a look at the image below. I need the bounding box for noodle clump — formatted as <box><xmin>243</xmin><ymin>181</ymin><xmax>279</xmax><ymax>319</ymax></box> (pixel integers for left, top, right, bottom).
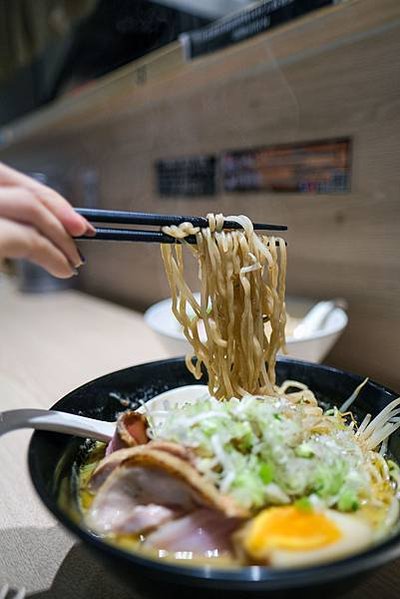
<box><xmin>161</xmin><ymin>213</ymin><xmax>287</xmax><ymax>399</ymax></box>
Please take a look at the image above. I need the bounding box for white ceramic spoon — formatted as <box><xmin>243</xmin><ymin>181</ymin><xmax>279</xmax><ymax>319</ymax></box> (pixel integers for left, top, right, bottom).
<box><xmin>0</xmin><ymin>385</ymin><xmax>209</xmax><ymax>441</ymax></box>
<box><xmin>292</xmin><ymin>299</ymin><xmax>348</xmax><ymax>340</ymax></box>
<box><xmin>0</xmin><ymin>409</ymin><xmax>115</xmax><ymax>442</ymax></box>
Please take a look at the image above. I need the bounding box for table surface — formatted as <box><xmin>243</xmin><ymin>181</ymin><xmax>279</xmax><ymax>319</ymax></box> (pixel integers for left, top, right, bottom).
<box><xmin>1</xmin><ymin>276</ymin><xmax>399</xmax><ymax>598</ymax></box>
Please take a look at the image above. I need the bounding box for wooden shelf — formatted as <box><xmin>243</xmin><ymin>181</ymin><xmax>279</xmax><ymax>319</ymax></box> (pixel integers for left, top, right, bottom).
<box><xmin>1</xmin><ymin>0</ymin><xmax>398</xmax><ymax>150</ymax></box>
<box><xmin>0</xmin><ymin>41</ymin><xmax>184</xmax><ymax>148</ymax></box>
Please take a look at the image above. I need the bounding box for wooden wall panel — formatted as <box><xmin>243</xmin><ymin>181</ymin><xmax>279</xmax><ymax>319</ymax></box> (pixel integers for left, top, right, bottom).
<box><xmin>1</xmin><ymin>1</ymin><xmax>399</xmax><ymax>389</ymax></box>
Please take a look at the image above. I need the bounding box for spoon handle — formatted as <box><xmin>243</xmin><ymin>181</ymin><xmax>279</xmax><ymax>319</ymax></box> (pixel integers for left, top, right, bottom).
<box><xmin>0</xmin><ymin>409</ymin><xmax>115</xmax><ymax>442</ymax></box>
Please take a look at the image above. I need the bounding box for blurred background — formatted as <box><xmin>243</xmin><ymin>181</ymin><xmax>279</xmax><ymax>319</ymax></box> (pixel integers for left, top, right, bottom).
<box><xmin>0</xmin><ymin>0</ymin><xmax>399</xmax><ymax>388</ymax></box>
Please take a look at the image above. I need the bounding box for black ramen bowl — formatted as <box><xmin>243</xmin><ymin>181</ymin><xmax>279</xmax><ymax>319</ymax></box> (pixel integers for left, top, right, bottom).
<box><xmin>28</xmin><ymin>358</ymin><xmax>400</xmax><ymax>598</ymax></box>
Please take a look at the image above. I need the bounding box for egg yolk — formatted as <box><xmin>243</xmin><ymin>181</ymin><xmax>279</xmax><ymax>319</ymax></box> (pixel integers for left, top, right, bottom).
<box><xmin>245</xmin><ymin>506</ymin><xmax>342</xmax><ymax>556</ymax></box>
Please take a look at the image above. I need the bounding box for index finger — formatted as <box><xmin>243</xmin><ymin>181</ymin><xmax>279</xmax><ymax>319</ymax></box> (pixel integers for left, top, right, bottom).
<box><xmin>0</xmin><ymin>162</ymin><xmax>96</xmax><ymax>237</ymax></box>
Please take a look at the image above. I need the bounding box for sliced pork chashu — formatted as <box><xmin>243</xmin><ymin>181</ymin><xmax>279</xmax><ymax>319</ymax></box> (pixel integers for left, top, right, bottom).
<box><xmin>89</xmin><ymin>441</ymin><xmax>193</xmax><ymax>492</ymax></box>
<box><xmin>144</xmin><ymin>508</ymin><xmax>241</xmax><ymax>555</ymax></box>
<box><xmin>105</xmin><ymin>411</ymin><xmax>149</xmax><ymax>455</ymax></box>
<box><xmin>86</xmin><ymin>445</ymin><xmax>247</xmax><ymax>536</ymax></box>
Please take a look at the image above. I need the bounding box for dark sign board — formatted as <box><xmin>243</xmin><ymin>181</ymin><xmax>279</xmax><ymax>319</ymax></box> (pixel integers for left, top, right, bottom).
<box><xmin>221</xmin><ymin>139</ymin><xmax>351</xmax><ymax>193</ymax></box>
<box><xmin>180</xmin><ymin>0</ymin><xmax>336</xmax><ymax>60</ymax></box>
<box><xmin>156</xmin><ymin>156</ymin><xmax>216</xmax><ymax>197</ymax></box>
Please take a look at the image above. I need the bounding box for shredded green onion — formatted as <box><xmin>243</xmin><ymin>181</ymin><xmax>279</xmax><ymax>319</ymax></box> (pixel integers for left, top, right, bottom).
<box><xmin>149</xmin><ymin>394</ymin><xmax>372</xmax><ymax>511</ymax></box>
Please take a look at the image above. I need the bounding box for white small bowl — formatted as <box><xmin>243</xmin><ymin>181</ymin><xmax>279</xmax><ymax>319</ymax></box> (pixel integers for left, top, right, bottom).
<box><xmin>144</xmin><ymin>296</ymin><xmax>348</xmax><ymax>364</ymax></box>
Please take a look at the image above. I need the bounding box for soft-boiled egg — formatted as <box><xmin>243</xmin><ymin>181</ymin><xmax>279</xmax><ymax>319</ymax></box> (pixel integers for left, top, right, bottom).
<box><xmin>242</xmin><ymin>505</ymin><xmax>373</xmax><ymax>568</ymax></box>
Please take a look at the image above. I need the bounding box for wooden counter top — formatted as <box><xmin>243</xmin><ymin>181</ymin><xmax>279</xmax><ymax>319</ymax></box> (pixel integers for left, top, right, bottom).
<box><xmin>0</xmin><ymin>276</ymin><xmax>399</xmax><ymax>598</ymax></box>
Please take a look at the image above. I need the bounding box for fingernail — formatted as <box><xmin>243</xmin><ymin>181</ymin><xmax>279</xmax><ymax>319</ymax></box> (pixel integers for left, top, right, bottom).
<box><xmin>72</xmin><ymin>267</ymin><xmax>79</xmax><ymax>276</ymax></box>
<box><xmin>86</xmin><ymin>222</ymin><xmax>97</xmax><ymax>236</ymax></box>
<box><xmin>73</xmin><ymin>250</ymin><xmax>85</xmax><ymax>268</ymax></box>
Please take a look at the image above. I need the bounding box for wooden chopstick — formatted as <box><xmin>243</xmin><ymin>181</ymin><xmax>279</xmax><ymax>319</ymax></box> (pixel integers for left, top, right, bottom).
<box><xmin>75</xmin><ymin>208</ymin><xmax>287</xmax><ymax>232</ymax></box>
<box><xmin>78</xmin><ymin>227</ymin><xmax>285</xmax><ymax>245</ymax></box>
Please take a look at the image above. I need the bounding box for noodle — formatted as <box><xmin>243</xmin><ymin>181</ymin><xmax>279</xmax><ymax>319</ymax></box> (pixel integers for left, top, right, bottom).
<box><xmin>161</xmin><ymin>213</ymin><xmax>287</xmax><ymax>399</ymax></box>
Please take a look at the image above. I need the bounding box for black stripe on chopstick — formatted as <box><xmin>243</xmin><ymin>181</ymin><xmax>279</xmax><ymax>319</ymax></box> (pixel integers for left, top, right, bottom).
<box><xmin>75</xmin><ymin>208</ymin><xmax>287</xmax><ymax>232</ymax></box>
<box><xmin>78</xmin><ymin>228</ymin><xmax>286</xmax><ymax>245</ymax></box>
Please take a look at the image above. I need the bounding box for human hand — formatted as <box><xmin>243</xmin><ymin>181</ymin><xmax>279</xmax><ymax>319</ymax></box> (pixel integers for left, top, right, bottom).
<box><xmin>0</xmin><ymin>162</ymin><xmax>95</xmax><ymax>278</ymax></box>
